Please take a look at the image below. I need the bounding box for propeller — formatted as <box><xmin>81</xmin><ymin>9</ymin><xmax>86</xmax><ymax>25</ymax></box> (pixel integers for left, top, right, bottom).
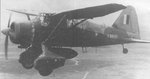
<box><xmin>4</xmin><ymin>13</ymin><xmax>12</xmax><ymax>59</ymax></box>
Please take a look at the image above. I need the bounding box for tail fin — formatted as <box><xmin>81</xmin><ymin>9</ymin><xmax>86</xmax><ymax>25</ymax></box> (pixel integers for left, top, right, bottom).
<box><xmin>112</xmin><ymin>6</ymin><xmax>140</xmax><ymax>39</ymax></box>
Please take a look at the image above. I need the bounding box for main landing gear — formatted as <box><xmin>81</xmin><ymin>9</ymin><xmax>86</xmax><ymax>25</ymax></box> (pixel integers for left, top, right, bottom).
<box><xmin>19</xmin><ymin>47</ymin><xmax>42</xmax><ymax>69</ymax></box>
<box><xmin>34</xmin><ymin>57</ymin><xmax>65</xmax><ymax>76</ymax></box>
<box><xmin>19</xmin><ymin>46</ymin><xmax>78</xmax><ymax>76</ymax></box>
<box><xmin>122</xmin><ymin>44</ymin><xmax>128</xmax><ymax>54</ymax></box>
<box><xmin>34</xmin><ymin>48</ymin><xmax>78</xmax><ymax>76</ymax></box>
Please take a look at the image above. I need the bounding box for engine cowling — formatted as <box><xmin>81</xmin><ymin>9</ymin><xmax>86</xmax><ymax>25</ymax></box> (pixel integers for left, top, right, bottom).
<box><xmin>9</xmin><ymin>21</ymin><xmax>33</xmax><ymax>48</ymax></box>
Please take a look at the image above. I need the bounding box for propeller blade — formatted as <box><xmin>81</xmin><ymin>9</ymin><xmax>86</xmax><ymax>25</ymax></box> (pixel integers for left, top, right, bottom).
<box><xmin>7</xmin><ymin>13</ymin><xmax>12</xmax><ymax>28</ymax></box>
<box><xmin>4</xmin><ymin>13</ymin><xmax>12</xmax><ymax>59</ymax></box>
<box><xmin>5</xmin><ymin>36</ymin><xmax>8</xmax><ymax>60</ymax></box>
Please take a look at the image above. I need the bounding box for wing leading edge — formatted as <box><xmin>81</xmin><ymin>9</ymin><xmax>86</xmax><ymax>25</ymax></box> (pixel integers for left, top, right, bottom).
<box><xmin>7</xmin><ymin>9</ymin><xmax>38</xmax><ymax>16</ymax></box>
<box><xmin>7</xmin><ymin>3</ymin><xmax>126</xmax><ymax>20</ymax></box>
<box><xmin>54</xmin><ymin>3</ymin><xmax>126</xmax><ymax>19</ymax></box>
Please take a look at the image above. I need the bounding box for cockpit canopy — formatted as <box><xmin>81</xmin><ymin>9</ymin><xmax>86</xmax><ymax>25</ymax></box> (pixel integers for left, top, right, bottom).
<box><xmin>34</xmin><ymin>13</ymin><xmax>55</xmax><ymax>27</ymax></box>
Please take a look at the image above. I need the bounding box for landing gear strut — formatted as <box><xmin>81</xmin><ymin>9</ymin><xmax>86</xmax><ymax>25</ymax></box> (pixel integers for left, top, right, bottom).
<box><xmin>122</xmin><ymin>44</ymin><xmax>128</xmax><ymax>54</ymax></box>
<box><xmin>82</xmin><ymin>47</ymin><xmax>88</xmax><ymax>53</ymax></box>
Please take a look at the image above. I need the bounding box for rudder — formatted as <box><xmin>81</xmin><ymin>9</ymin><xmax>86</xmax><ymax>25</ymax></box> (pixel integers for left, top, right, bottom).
<box><xmin>112</xmin><ymin>6</ymin><xmax>140</xmax><ymax>39</ymax></box>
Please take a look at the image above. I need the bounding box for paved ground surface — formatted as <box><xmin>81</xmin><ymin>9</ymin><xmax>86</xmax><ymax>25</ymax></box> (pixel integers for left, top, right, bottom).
<box><xmin>0</xmin><ymin>43</ymin><xmax>150</xmax><ymax>79</ymax></box>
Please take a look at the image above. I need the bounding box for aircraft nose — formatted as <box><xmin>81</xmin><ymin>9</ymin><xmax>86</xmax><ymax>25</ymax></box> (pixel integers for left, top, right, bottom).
<box><xmin>1</xmin><ymin>29</ymin><xmax>10</xmax><ymax>36</ymax></box>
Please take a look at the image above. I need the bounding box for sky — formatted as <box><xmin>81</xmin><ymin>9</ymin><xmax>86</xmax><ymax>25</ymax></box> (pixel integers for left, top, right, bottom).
<box><xmin>1</xmin><ymin>0</ymin><xmax>150</xmax><ymax>39</ymax></box>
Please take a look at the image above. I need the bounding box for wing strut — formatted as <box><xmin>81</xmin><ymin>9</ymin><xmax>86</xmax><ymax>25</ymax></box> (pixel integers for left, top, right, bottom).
<box><xmin>72</xmin><ymin>19</ymin><xmax>87</xmax><ymax>28</ymax></box>
<box><xmin>27</xmin><ymin>15</ymin><xmax>31</xmax><ymax>20</ymax></box>
<box><xmin>43</xmin><ymin>15</ymin><xmax>67</xmax><ymax>44</ymax></box>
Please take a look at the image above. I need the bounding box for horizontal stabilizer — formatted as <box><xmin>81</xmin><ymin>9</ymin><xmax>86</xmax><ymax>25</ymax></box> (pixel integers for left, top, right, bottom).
<box><xmin>125</xmin><ymin>38</ymin><xmax>150</xmax><ymax>43</ymax></box>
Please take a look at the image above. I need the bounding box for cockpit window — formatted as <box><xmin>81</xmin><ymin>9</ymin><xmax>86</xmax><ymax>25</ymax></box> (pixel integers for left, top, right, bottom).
<box><xmin>39</xmin><ymin>13</ymin><xmax>51</xmax><ymax>26</ymax></box>
<box><xmin>67</xmin><ymin>19</ymin><xmax>81</xmax><ymax>27</ymax></box>
<box><xmin>33</xmin><ymin>13</ymin><xmax>55</xmax><ymax>27</ymax></box>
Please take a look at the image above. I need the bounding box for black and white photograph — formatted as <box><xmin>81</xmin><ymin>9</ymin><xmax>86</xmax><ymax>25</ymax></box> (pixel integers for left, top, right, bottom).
<box><xmin>1</xmin><ymin>0</ymin><xmax>150</xmax><ymax>79</ymax></box>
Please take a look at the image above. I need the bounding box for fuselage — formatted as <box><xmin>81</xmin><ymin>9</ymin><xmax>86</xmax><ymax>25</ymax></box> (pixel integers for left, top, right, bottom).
<box><xmin>7</xmin><ymin>14</ymin><xmax>131</xmax><ymax>48</ymax></box>
<box><xmin>44</xmin><ymin>21</ymin><xmax>130</xmax><ymax>47</ymax></box>
<box><xmin>38</xmin><ymin>16</ymin><xmax>130</xmax><ymax>47</ymax></box>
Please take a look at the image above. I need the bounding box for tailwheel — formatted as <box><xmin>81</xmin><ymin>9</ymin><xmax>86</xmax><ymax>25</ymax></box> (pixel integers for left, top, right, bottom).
<box><xmin>122</xmin><ymin>44</ymin><xmax>128</xmax><ymax>54</ymax></box>
<box><xmin>123</xmin><ymin>48</ymin><xmax>128</xmax><ymax>54</ymax></box>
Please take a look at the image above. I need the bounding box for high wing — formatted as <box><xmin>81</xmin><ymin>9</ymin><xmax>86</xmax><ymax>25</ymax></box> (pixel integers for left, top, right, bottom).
<box><xmin>7</xmin><ymin>3</ymin><xmax>126</xmax><ymax>20</ymax></box>
<box><xmin>53</xmin><ymin>3</ymin><xmax>126</xmax><ymax>19</ymax></box>
<box><xmin>7</xmin><ymin>9</ymin><xmax>38</xmax><ymax>20</ymax></box>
